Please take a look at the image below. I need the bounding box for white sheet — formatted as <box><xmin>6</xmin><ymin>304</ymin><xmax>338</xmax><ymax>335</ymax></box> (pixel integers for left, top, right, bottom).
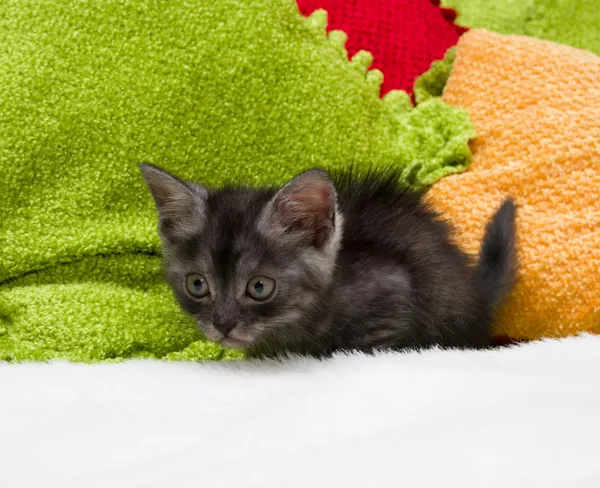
<box><xmin>1</xmin><ymin>335</ymin><xmax>599</xmax><ymax>488</ymax></box>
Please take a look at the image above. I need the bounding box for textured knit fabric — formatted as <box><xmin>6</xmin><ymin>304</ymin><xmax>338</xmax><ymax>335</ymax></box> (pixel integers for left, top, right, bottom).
<box><xmin>413</xmin><ymin>46</ymin><xmax>456</xmax><ymax>104</ymax></box>
<box><xmin>0</xmin><ymin>0</ymin><xmax>475</xmax><ymax>362</ymax></box>
<box><xmin>442</xmin><ymin>0</ymin><xmax>600</xmax><ymax>54</ymax></box>
<box><xmin>427</xmin><ymin>30</ymin><xmax>600</xmax><ymax>341</ymax></box>
<box><xmin>296</xmin><ymin>0</ymin><xmax>466</xmax><ymax>94</ymax></box>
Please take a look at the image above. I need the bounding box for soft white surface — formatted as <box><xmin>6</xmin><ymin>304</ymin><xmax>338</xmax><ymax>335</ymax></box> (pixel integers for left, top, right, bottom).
<box><xmin>1</xmin><ymin>335</ymin><xmax>600</xmax><ymax>488</ymax></box>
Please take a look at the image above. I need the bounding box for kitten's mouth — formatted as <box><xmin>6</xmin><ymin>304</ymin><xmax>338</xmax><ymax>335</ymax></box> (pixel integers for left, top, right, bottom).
<box><xmin>218</xmin><ymin>336</ymin><xmax>251</xmax><ymax>349</ymax></box>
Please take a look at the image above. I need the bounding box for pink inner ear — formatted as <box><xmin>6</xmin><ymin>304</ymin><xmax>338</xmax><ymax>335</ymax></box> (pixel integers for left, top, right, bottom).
<box><xmin>282</xmin><ymin>184</ymin><xmax>332</xmax><ymax>221</ymax></box>
<box><xmin>276</xmin><ymin>180</ymin><xmax>335</xmax><ymax>248</ymax></box>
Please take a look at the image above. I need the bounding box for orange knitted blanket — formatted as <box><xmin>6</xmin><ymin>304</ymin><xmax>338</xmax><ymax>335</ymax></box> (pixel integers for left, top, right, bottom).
<box><xmin>428</xmin><ymin>30</ymin><xmax>600</xmax><ymax>341</ymax></box>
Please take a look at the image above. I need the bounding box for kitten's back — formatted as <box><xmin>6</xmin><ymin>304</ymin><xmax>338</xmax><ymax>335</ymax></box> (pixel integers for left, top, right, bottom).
<box><xmin>327</xmin><ymin>169</ymin><xmax>515</xmax><ymax>351</ymax></box>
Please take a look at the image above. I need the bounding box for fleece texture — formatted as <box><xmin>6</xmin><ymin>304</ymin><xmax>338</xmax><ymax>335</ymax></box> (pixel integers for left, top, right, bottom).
<box><xmin>0</xmin><ymin>0</ymin><xmax>475</xmax><ymax>362</ymax></box>
<box><xmin>442</xmin><ymin>0</ymin><xmax>600</xmax><ymax>54</ymax></box>
<box><xmin>296</xmin><ymin>0</ymin><xmax>466</xmax><ymax>94</ymax></box>
<box><xmin>2</xmin><ymin>334</ymin><xmax>600</xmax><ymax>487</ymax></box>
<box><xmin>427</xmin><ymin>30</ymin><xmax>600</xmax><ymax>341</ymax></box>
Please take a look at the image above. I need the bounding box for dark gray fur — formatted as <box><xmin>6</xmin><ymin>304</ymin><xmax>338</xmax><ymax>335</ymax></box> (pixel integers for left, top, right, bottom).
<box><xmin>139</xmin><ymin>164</ymin><xmax>517</xmax><ymax>357</ymax></box>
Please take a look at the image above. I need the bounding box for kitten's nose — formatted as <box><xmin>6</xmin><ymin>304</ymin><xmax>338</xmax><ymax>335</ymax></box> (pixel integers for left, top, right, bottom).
<box><xmin>213</xmin><ymin>321</ymin><xmax>237</xmax><ymax>337</ymax></box>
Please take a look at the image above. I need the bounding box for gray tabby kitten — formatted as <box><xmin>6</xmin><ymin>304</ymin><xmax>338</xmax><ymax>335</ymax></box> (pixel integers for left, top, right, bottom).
<box><xmin>140</xmin><ymin>164</ymin><xmax>517</xmax><ymax>357</ymax></box>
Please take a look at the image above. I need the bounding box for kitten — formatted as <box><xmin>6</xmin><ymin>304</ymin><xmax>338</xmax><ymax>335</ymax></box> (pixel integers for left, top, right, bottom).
<box><xmin>140</xmin><ymin>164</ymin><xmax>517</xmax><ymax>357</ymax></box>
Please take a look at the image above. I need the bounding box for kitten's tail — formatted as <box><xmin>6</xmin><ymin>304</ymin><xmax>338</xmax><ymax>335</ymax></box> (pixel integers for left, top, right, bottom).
<box><xmin>476</xmin><ymin>198</ymin><xmax>518</xmax><ymax>310</ymax></box>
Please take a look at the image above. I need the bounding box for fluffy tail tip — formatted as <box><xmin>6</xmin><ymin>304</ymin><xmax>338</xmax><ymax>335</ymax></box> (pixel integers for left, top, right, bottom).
<box><xmin>476</xmin><ymin>198</ymin><xmax>518</xmax><ymax>309</ymax></box>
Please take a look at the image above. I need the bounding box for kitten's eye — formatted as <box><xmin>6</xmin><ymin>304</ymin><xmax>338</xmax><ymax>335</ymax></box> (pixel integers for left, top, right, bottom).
<box><xmin>246</xmin><ymin>276</ymin><xmax>275</xmax><ymax>300</ymax></box>
<box><xmin>185</xmin><ymin>274</ymin><xmax>210</xmax><ymax>298</ymax></box>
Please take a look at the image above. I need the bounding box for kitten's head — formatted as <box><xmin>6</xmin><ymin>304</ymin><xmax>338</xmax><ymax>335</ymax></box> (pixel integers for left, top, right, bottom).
<box><xmin>139</xmin><ymin>164</ymin><xmax>343</xmax><ymax>350</ymax></box>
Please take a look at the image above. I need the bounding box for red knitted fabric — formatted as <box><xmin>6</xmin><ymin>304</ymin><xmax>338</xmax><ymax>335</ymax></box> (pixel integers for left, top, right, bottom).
<box><xmin>297</xmin><ymin>0</ymin><xmax>466</xmax><ymax>95</ymax></box>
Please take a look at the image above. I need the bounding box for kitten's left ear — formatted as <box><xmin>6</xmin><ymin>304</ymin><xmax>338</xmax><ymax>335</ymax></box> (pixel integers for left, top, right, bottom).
<box><xmin>262</xmin><ymin>169</ymin><xmax>337</xmax><ymax>248</ymax></box>
<box><xmin>138</xmin><ymin>163</ymin><xmax>207</xmax><ymax>240</ymax></box>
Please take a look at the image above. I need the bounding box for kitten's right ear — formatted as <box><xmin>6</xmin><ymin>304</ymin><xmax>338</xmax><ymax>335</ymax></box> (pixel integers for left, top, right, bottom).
<box><xmin>138</xmin><ymin>163</ymin><xmax>207</xmax><ymax>239</ymax></box>
<box><xmin>260</xmin><ymin>169</ymin><xmax>338</xmax><ymax>249</ymax></box>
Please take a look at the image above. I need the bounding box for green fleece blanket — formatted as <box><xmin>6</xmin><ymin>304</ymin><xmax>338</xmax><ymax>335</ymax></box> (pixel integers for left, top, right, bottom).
<box><xmin>442</xmin><ymin>0</ymin><xmax>600</xmax><ymax>54</ymax></box>
<box><xmin>0</xmin><ymin>0</ymin><xmax>474</xmax><ymax>362</ymax></box>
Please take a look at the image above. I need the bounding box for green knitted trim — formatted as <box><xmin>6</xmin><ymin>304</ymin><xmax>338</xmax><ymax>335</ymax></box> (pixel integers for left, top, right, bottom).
<box><xmin>413</xmin><ymin>47</ymin><xmax>457</xmax><ymax>104</ymax></box>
